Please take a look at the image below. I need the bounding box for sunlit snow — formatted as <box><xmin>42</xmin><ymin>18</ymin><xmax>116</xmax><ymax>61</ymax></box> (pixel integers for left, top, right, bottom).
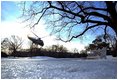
<box><xmin>1</xmin><ymin>56</ymin><xmax>117</xmax><ymax>79</ymax></box>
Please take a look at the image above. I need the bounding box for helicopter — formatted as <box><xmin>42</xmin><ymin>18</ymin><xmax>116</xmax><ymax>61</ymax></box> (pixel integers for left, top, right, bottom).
<box><xmin>27</xmin><ymin>31</ymin><xmax>44</xmax><ymax>47</ymax></box>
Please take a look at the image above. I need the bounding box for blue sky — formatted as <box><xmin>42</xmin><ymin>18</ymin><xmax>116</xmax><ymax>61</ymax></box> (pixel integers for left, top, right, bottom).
<box><xmin>1</xmin><ymin>1</ymin><xmax>116</xmax><ymax>52</ymax></box>
<box><xmin>1</xmin><ymin>1</ymin><xmax>21</xmax><ymax>22</ymax></box>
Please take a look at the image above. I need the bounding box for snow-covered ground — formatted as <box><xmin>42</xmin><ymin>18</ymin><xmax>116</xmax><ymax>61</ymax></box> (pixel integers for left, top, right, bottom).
<box><xmin>1</xmin><ymin>56</ymin><xmax>117</xmax><ymax>79</ymax></box>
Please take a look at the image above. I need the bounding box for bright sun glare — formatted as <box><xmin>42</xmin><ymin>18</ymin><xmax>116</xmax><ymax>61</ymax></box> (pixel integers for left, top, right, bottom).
<box><xmin>1</xmin><ymin>20</ymin><xmax>85</xmax><ymax>52</ymax></box>
<box><xmin>1</xmin><ymin>1</ymin><xmax>87</xmax><ymax>52</ymax></box>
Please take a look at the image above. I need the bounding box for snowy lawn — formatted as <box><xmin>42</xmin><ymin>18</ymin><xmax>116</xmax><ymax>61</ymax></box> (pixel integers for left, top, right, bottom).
<box><xmin>1</xmin><ymin>56</ymin><xmax>117</xmax><ymax>79</ymax></box>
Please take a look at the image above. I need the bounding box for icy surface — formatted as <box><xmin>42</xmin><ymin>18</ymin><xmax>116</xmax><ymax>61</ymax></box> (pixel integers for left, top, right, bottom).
<box><xmin>1</xmin><ymin>56</ymin><xmax>117</xmax><ymax>79</ymax></box>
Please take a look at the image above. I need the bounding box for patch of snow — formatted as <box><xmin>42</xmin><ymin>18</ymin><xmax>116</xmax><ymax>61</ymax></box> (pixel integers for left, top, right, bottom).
<box><xmin>1</xmin><ymin>56</ymin><xmax>117</xmax><ymax>79</ymax></box>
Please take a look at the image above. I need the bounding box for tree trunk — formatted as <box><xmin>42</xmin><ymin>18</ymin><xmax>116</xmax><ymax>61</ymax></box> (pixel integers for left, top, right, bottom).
<box><xmin>105</xmin><ymin>1</ymin><xmax>117</xmax><ymax>35</ymax></box>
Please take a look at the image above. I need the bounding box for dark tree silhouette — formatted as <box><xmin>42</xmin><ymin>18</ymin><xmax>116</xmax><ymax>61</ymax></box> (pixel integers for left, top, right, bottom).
<box><xmin>7</xmin><ymin>35</ymin><xmax>23</xmax><ymax>54</ymax></box>
<box><xmin>96</xmin><ymin>34</ymin><xmax>116</xmax><ymax>48</ymax></box>
<box><xmin>21</xmin><ymin>1</ymin><xmax>117</xmax><ymax>42</ymax></box>
<box><xmin>95</xmin><ymin>34</ymin><xmax>117</xmax><ymax>56</ymax></box>
<box><xmin>46</xmin><ymin>44</ymin><xmax>68</xmax><ymax>52</ymax></box>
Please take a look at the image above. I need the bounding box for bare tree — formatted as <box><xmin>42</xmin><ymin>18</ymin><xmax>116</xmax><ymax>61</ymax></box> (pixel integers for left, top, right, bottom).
<box><xmin>20</xmin><ymin>1</ymin><xmax>117</xmax><ymax>42</ymax></box>
<box><xmin>46</xmin><ymin>44</ymin><xmax>68</xmax><ymax>52</ymax></box>
<box><xmin>73</xmin><ymin>48</ymin><xmax>79</xmax><ymax>53</ymax></box>
<box><xmin>6</xmin><ymin>35</ymin><xmax>23</xmax><ymax>54</ymax></box>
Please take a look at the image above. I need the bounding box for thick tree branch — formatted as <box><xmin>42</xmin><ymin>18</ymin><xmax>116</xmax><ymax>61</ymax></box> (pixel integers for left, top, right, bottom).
<box><xmin>82</xmin><ymin>7</ymin><xmax>107</xmax><ymax>12</ymax></box>
<box><xmin>85</xmin><ymin>12</ymin><xmax>111</xmax><ymax>21</ymax></box>
<box><xmin>48</xmin><ymin>3</ymin><xmax>84</xmax><ymax>18</ymax></box>
<box><xmin>83</xmin><ymin>19</ymin><xmax>109</xmax><ymax>25</ymax></box>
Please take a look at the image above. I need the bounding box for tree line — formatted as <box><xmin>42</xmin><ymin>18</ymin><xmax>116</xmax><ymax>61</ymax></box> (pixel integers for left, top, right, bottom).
<box><xmin>1</xmin><ymin>35</ymin><xmax>87</xmax><ymax>58</ymax></box>
<box><xmin>1</xmin><ymin>33</ymin><xmax>116</xmax><ymax>58</ymax></box>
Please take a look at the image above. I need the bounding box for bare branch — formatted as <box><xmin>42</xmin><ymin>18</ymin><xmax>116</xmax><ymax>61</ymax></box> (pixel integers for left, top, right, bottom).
<box><xmin>20</xmin><ymin>1</ymin><xmax>117</xmax><ymax>42</ymax></box>
<box><xmin>49</xmin><ymin>4</ymin><xmax>84</xmax><ymax>18</ymax></box>
<box><xmin>85</xmin><ymin>11</ymin><xmax>111</xmax><ymax>22</ymax></box>
<box><xmin>81</xmin><ymin>7</ymin><xmax>107</xmax><ymax>12</ymax></box>
<box><xmin>58</xmin><ymin>24</ymin><xmax>101</xmax><ymax>42</ymax></box>
<box><xmin>31</xmin><ymin>8</ymin><xmax>47</xmax><ymax>28</ymax></box>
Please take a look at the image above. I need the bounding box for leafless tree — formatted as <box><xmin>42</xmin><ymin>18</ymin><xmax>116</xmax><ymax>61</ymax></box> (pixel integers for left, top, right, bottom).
<box><xmin>1</xmin><ymin>35</ymin><xmax>23</xmax><ymax>54</ymax></box>
<box><xmin>46</xmin><ymin>44</ymin><xmax>68</xmax><ymax>52</ymax></box>
<box><xmin>10</xmin><ymin>36</ymin><xmax>23</xmax><ymax>54</ymax></box>
<box><xmin>73</xmin><ymin>48</ymin><xmax>79</xmax><ymax>53</ymax></box>
<box><xmin>20</xmin><ymin>1</ymin><xmax>117</xmax><ymax>42</ymax></box>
